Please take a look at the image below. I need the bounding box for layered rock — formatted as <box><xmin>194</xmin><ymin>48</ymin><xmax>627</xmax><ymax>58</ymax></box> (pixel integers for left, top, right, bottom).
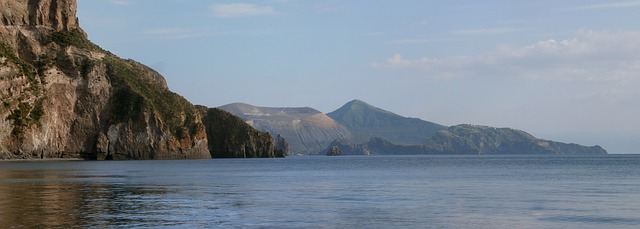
<box><xmin>0</xmin><ymin>0</ymin><xmax>79</xmax><ymax>31</ymax></box>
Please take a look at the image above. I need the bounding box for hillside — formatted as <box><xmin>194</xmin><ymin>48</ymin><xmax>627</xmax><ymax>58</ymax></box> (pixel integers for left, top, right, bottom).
<box><xmin>0</xmin><ymin>0</ymin><xmax>275</xmax><ymax>159</ymax></box>
<box><xmin>220</xmin><ymin>103</ymin><xmax>351</xmax><ymax>154</ymax></box>
<box><xmin>327</xmin><ymin>100</ymin><xmax>447</xmax><ymax>145</ymax></box>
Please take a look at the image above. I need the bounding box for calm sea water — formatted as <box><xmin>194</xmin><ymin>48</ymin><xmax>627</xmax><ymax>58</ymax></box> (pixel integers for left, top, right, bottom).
<box><xmin>1</xmin><ymin>155</ymin><xmax>639</xmax><ymax>228</ymax></box>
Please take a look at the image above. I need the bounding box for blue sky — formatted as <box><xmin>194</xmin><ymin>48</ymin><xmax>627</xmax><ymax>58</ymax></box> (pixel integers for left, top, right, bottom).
<box><xmin>77</xmin><ymin>0</ymin><xmax>640</xmax><ymax>153</ymax></box>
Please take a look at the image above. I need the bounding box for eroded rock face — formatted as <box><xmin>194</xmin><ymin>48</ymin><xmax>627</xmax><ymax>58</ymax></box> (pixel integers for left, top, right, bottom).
<box><xmin>0</xmin><ymin>0</ymin><xmax>78</xmax><ymax>31</ymax></box>
<box><xmin>0</xmin><ymin>0</ymin><xmax>212</xmax><ymax>159</ymax></box>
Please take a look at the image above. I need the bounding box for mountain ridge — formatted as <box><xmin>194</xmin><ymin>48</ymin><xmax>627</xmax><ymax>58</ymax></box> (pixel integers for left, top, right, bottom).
<box><xmin>327</xmin><ymin>99</ymin><xmax>447</xmax><ymax>145</ymax></box>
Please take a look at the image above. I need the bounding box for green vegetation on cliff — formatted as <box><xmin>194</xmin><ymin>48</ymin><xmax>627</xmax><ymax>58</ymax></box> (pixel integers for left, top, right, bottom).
<box><xmin>0</xmin><ymin>42</ymin><xmax>36</xmax><ymax>79</ymax></box>
<box><xmin>105</xmin><ymin>56</ymin><xmax>200</xmax><ymax>138</ymax></box>
<box><xmin>5</xmin><ymin>100</ymin><xmax>44</xmax><ymax>140</ymax></box>
<box><xmin>1</xmin><ymin>42</ymin><xmax>45</xmax><ymax>141</ymax></box>
<box><xmin>48</xmin><ymin>29</ymin><xmax>104</xmax><ymax>52</ymax></box>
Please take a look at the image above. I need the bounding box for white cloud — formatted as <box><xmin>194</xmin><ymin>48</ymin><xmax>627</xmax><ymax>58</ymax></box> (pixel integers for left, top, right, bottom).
<box><xmin>141</xmin><ymin>28</ymin><xmax>203</xmax><ymax>40</ymax></box>
<box><xmin>379</xmin><ymin>54</ymin><xmax>447</xmax><ymax>68</ymax></box>
<box><xmin>211</xmin><ymin>3</ymin><xmax>277</xmax><ymax>18</ymax></box>
<box><xmin>454</xmin><ymin>28</ymin><xmax>521</xmax><ymax>35</ymax></box>
<box><xmin>373</xmin><ymin>30</ymin><xmax>640</xmax><ymax>82</ymax></box>
<box><xmin>314</xmin><ymin>3</ymin><xmax>346</xmax><ymax>14</ymax></box>
<box><xmin>109</xmin><ymin>0</ymin><xmax>131</xmax><ymax>5</ymax></box>
<box><xmin>575</xmin><ymin>1</ymin><xmax>640</xmax><ymax>10</ymax></box>
<box><xmin>387</xmin><ymin>39</ymin><xmax>440</xmax><ymax>45</ymax></box>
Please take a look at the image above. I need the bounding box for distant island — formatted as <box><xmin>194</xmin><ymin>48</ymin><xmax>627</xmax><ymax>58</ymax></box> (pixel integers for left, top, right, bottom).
<box><xmin>221</xmin><ymin>100</ymin><xmax>607</xmax><ymax>156</ymax></box>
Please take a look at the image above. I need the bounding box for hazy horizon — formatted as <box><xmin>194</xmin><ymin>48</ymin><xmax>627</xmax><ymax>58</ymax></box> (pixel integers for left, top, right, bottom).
<box><xmin>76</xmin><ymin>0</ymin><xmax>640</xmax><ymax>153</ymax></box>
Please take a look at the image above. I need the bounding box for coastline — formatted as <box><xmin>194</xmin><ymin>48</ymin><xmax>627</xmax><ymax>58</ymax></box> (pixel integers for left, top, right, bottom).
<box><xmin>0</xmin><ymin>158</ymin><xmax>84</xmax><ymax>162</ymax></box>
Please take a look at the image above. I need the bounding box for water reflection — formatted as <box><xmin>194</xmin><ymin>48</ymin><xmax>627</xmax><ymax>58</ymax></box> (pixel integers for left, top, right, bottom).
<box><xmin>0</xmin><ymin>170</ymin><xmax>83</xmax><ymax>228</ymax></box>
<box><xmin>0</xmin><ymin>170</ymin><xmax>180</xmax><ymax>228</ymax></box>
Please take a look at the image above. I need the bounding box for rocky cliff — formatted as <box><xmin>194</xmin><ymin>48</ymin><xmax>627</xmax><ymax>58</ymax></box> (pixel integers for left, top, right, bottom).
<box><xmin>220</xmin><ymin>103</ymin><xmax>351</xmax><ymax>154</ymax></box>
<box><xmin>0</xmin><ymin>0</ymin><xmax>275</xmax><ymax>159</ymax></box>
<box><xmin>199</xmin><ymin>107</ymin><xmax>277</xmax><ymax>158</ymax></box>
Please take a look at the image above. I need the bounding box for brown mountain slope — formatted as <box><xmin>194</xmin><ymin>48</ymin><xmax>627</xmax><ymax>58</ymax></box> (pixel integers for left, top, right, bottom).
<box><xmin>220</xmin><ymin>103</ymin><xmax>351</xmax><ymax>154</ymax></box>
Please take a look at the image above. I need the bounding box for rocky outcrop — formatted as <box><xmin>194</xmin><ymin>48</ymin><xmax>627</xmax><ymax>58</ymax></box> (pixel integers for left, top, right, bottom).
<box><xmin>200</xmin><ymin>107</ymin><xmax>275</xmax><ymax>158</ymax></box>
<box><xmin>326</xmin><ymin>138</ymin><xmax>368</xmax><ymax>156</ymax></box>
<box><xmin>326</xmin><ymin>146</ymin><xmax>342</xmax><ymax>156</ymax></box>
<box><xmin>274</xmin><ymin>134</ymin><xmax>290</xmax><ymax>157</ymax></box>
<box><xmin>220</xmin><ymin>103</ymin><xmax>351</xmax><ymax>154</ymax></box>
<box><xmin>1</xmin><ymin>0</ymin><xmax>275</xmax><ymax>159</ymax></box>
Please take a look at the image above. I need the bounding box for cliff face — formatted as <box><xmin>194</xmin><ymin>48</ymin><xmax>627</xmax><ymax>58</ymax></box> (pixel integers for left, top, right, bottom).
<box><xmin>0</xmin><ymin>0</ymin><xmax>239</xmax><ymax>159</ymax></box>
<box><xmin>200</xmin><ymin>107</ymin><xmax>276</xmax><ymax>158</ymax></box>
<box><xmin>0</xmin><ymin>0</ymin><xmax>78</xmax><ymax>31</ymax></box>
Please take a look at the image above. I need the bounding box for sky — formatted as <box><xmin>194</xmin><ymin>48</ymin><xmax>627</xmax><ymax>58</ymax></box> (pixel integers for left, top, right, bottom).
<box><xmin>76</xmin><ymin>0</ymin><xmax>640</xmax><ymax>153</ymax></box>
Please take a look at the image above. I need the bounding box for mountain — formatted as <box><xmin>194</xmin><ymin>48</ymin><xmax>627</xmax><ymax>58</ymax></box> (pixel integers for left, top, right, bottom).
<box><xmin>219</xmin><ymin>103</ymin><xmax>351</xmax><ymax>154</ymax></box>
<box><xmin>0</xmin><ymin>0</ymin><xmax>276</xmax><ymax>159</ymax></box>
<box><xmin>327</xmin><ymin>100</ymin><xmax>447</xmax><ymax>145</ymax></box>
<box><xmin>326</xmin><ymin>124</ymin><xmax>607</xmax><ymax>155</ymax></box>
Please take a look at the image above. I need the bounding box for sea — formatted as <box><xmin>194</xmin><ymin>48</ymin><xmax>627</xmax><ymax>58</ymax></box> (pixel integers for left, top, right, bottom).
<box><xmin>1</xmin><ymin>155</ymin><xmax>639</xmax><ymax>228</ymax></box>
